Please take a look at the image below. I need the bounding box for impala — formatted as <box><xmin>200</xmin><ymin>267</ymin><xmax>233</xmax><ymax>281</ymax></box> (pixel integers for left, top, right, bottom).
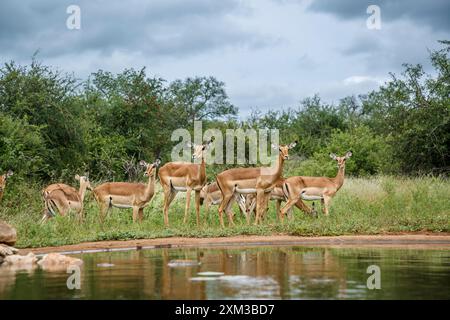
<box><xmin>216</xmin><ymin>141</ymin><xmax>297</xmax><ymax>226</ymax></box>
<box><xmin>41</xmin><ymin>174</ymin><xmax>92</xmax><ymax>223</ymax></box>
<box><xmin>280</xmin><ymin>151</ymin><xmax>352</xmax><ymax>219</ymax></box>
<box><xmin>200</xmin><ymin>182</ymin><xmax>251</xmax><ymax>223</ymax></box>
<box><xmin>0</xmin><ymin>170</ymin><xmax>13</xmax><ymax>202</ymax></box>
<box><xmin>240</xmin><ymin>178</ymin><xmax>312</xmax><ymax>221</ymax></box>
<box><xmin>93</xmin><ymin>159</ymin><xmax>160</xmax><ymax>223</ymax></box>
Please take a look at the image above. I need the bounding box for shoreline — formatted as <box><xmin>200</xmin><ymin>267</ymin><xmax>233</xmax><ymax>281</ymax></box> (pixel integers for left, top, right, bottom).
<box><xmin>19</xmin><ymin>233</ymin><xmax>450</xmax><ymax>255</ymax></box>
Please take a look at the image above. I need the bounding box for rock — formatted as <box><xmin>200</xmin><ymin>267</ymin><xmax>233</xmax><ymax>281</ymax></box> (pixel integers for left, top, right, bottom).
<box><xmin>0</xmin><ymin>221</ymin><xmax>17</xmax><ymax>246</ymax></box>
<box><xmin>37</xmin><ymin>253</ymin><xmax>83</xmax><ymax>271</ymax></box>
<box><xmin>0</xmin><ymin>256</ymin><xmax>3</xmax><ymax>265</ymax></box>
<box><xmin>3</xmin><ymin>252</ymin><xmax>38</xmax><ymax>266</ymax></box>
<box><xmin>0</xmin><ymin>244</ymin><xmax>19</xmax><ymax>257</ymax></box>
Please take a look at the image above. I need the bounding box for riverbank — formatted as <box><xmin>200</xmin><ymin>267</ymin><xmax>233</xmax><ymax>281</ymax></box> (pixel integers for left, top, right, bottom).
<box><xmin>2</xmin><ymin>176</ymin><xmax>449</xmax><ymax>249</ymax></box>
<box><xmin>19</xmin><ymin>233</ymin><xmax>450</xmax><ymax>255</ymax></box>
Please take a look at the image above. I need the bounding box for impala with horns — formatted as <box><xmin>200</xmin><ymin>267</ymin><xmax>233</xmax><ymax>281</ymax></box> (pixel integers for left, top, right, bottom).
<box><xmin>280</xmin><ymin>151</ymin><xmax>353</xmax><ymax>219</ymax></box>
<box><xmin>0</xmin><ymin>170</ymin><xmax>13</xmax><ymax>203</ymax></box>
<box><xmin>93</xmin><ymin>159</ymin><xmax>161</xmax><ymax>223</ymax></box>
<box><xmin>158</xmin><ymin>139</ymin><xmax>214</xmax><ymax>226</ymax></box>
<box><xmin>216</xmin><ymin>141</ymin><xmax>297</xmax><ymax>226</ymax></box>
<box><xmin>41</xmin><ymin>174</ymin><xmax>92</xmax><ymax>223</ymax></box>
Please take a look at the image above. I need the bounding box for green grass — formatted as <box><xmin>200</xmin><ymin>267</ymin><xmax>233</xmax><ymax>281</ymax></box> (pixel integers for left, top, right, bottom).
<box><xmin>0</xmin><ymin>176</ymin><xmax>449</xmax><ymax>248</ymax></box>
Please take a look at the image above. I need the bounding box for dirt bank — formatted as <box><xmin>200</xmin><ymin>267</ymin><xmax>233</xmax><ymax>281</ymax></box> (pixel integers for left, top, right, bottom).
<box><xmin>19</xmin><ymin>233</ymin><xmax>450</xmax><ymax>255</ymax></box>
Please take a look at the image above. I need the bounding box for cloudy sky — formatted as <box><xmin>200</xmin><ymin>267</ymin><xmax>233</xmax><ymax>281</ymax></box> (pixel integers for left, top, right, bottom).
<box><xmin>1</xmin><ymin>0</ymin><xmax>449</xmax><ymax>117</ymax></box>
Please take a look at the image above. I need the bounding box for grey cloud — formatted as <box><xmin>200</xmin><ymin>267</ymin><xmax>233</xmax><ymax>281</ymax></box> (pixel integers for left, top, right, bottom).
<box><xmin>307</xmin><ymin>0</ymin><xmax>450</xmax><ymax>32</ymax></box>
<box><xmin>0</xmin><ymin>0</ymin><xmax>274</xmax><ymax>60</ymax></box>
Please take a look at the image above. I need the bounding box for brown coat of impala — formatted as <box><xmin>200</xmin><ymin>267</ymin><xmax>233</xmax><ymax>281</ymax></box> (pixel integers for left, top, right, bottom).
<box><xmin>200</xmin><ymin>182</ymin><xmax>250</xmax><ymax>222</ymax></box>
<box><xmin>158</xmin><ymin>139</ymin><xmax>213</xmax><ymax>226</ymax></box>
<box><xmin>216</xmin><ymin>141</ymin><xmax>297</xmax><ymax>226</ymax></box>
<box><xmin>0</xmin><ymin>170</ymin><xmax>13</xmax><ymax>203</ymax></box>
<box><xmin>93</xmin><ymin>159</ymin><xmax>160</xmax><ymax>223</ymax></box>
<box><xmin>241</xmin><ymin>178</ymin><xmax>312</xmax><ymax>221</ymax></box>
<box><xmin>41</xmin><ymin>175</ymin><xmax>92</xmax><ymax>223</ymax></box>
<box><xmin>280</xmin><ymin>151</ymin><xmax>352</xmax><ymax>219</ymax></box>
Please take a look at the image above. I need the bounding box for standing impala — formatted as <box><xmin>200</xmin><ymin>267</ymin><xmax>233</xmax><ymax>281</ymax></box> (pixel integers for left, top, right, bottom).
<box><xmin>280</xmin><ymin>151</ymin><xmax>352</xmax><ymax>219</ymax></box>
<box><xmin>93</xmin><ymin>159</ymin><xmax>160</xmax><ymax>223</ymax></box>
<box><xmin>158</xmin><ymin>139</ymin><xmax>213</xmax><ymax>226</ymax></box>
<box><xmin>0</xmin><ymin>170</ymin><xmax>13</xmax><ymax>202</ymax></box>
<box><xmin>216</xmin><ymin>141</ymin><xmax>297</xmax><ymax>226</ymax></box>
<box><xmin>41</xmin><ymin>174</ymin><xmax>92</xmax><ymax>223</ymax></box>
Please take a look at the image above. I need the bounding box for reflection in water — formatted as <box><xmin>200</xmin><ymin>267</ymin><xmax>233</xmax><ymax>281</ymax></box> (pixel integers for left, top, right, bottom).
<box><xmin>0</xmin><ymin>246</ymin><xmax>449</xmax><ymax>300</ymax></box>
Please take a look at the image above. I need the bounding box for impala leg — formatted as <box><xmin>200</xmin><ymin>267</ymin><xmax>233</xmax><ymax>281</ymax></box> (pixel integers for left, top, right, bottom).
<box><xmin>132</xmin><ymin>206</ymin><xmax>139</xmax><ymax>223</ymax></box>
<box><xmin>294</xmin><ymin>199</ymin><xmax>313</xmax><ymax>215</ymax></box>
<box><xmin>99</xmin><ymin>202</ymin><xmax>109</xmax><ymax>223</ymax></box>
<box><xmin>195</xmin><ymin>190</ymin><xmax>201</xmax><ymax>226</ymax></box>
<box><xmin>280</xmin><ymin>198</ymin><xmax>299</xmax><ymax>222</ymax></box>
<box><xmin>138</xmin><ymin>208</ymin><xmax>144</xmax><ymax>222</ymax></box>
<box><xmin>225</xmin><ymin>196</ymin><xmax>235</xmax><ymax>227</ymax></box>
<box><xmin>204</xmin><ymin>198</ymin><xmax>211</xmax><ymax>222</ymax></box>
<box><xmin>163</xmin><ymin>187</ymin><xmax>176</xmax><ymax>227</ymax></box>
<box><xmin>254</xmin><ymin>190</ymin><xmax>265</xmax><ymax>225</ymax></box>
<box><xmin>323</xmin><ymin>195</ymin><xmax>332</xmax><ymax>216</ymax></box>
<box><xmin>276</xmin><ymin>200</ymin><xmax>281</xmax><ymax>221</ymax></box>
<box><xmin>184</xmin><ymin>188</ymin><xmax>192</xmax><ymax>224</ymax></box>
<box><xmin>218</xmin><ymin>193</ymin><xmax>233</xmax><ymax>228</ymax></box>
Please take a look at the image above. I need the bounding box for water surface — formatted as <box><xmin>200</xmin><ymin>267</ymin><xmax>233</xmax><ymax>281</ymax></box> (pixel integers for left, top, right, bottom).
<box><xmin>1</xmin><ymin>245</ymin><xmax>449</xmax><ymax>299</ymax></box>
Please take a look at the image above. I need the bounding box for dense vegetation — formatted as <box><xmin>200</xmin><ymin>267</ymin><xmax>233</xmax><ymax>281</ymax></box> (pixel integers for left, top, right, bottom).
<box><xmin>0</xmin><ymin>42</ymin><xmax>449</xmax><ymax>247</ymax></box>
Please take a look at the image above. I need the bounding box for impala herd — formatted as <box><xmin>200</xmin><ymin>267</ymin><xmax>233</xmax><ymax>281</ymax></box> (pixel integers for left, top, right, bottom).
<box><xmin>0</xmin><ymin>140</ymin><xmax>353</xmax><ymax>227</ymax></box>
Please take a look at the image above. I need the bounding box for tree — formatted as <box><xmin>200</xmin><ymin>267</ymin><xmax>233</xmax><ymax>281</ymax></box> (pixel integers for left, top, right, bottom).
<box><xmin>168</xmin><ymin>76</ymin><xmax>238</xmax><ymax>128</ymax></box>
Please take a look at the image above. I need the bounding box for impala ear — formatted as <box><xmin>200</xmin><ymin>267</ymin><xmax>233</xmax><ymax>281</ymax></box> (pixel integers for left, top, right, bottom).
<box><xmin>186</xmin><ymin>141</ymin><xmax>195</xmax><ymax>148</ymax></box>
<box><xmin>139</xmin><ymin>160</ymin><xmax>149</xmax><ymax>167</ymax></box>
<box><xmin>288</xmin><ymin>141</ymin><xmax>298</xmax><ymax>149</ymax></box>
<box><xmin>345</xmin><ymin>151</ymin><xmax>353</xmax><ymax>159</ymax></box>
<box><xmin>6</xmin><ymin>170</ymin><xmax>13</xmax><ymax>178</ymax></box>
<box><xmin>154</xmin><ymin>158</ymin><xmax>161</xmax><ymax>167</ymax></box>
<box><xmin>74</xmin><ymin>174</ymin><xmax>80</xmax><ymax>181</ymax></box>
<box><xmin>329</xmin><ymin>153</ymin><xmax>337</xmax><ymax>160</ymax></box>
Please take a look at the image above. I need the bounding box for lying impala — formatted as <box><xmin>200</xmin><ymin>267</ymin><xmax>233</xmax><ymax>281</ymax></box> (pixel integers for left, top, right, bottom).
<box><xmin>280</xmin><ymin>151</ymin><xmax>352</xmax><ymax>220</ymax></box>
<box><xmin>93</xmin><ymin>159</ymin><xmax>160</xmax><ymax>223</ymax></box>
<box><xmin>216</xmin><ymin>141</ymin><xmax>297</xmax><ymax>226</ymax></box>
<box><xmin>200</xmin><ymin>182</ymin><xmax>251</xmax><ymax>222</ymax></box>
<box><xmin>0</xmin><ymin>170</ymin><xmax>13</xmax><ymax>202</ymax></box>
<box><xmin>41</xmin><ymin>174</ymin><xmax>92</xmax><ymax>223</ymax></box>
<box><xmin>158</xmin><ymin>139</ymin><xmax>213</xmax><ymax>226</ymax></box>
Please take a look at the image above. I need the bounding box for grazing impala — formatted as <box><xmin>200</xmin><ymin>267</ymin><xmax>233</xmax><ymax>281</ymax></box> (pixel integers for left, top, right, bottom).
<box><xmin>200</xmin><ymin>182</ymin><xmax>251</xmax><ymax>222</ymax></box>
<box><xmin>240</xmin><ymin>178</ymin><xmax>312</xmax><ymax>222</ymax></box>
<box><xmin>93</xmin><ymin>159</ymin><xmax>160</xmax><ymax>223</ymax></box>
<box><xmin>216</xmin><ymin>141</ymin><xmax>297</xmax><ymax>226</ymax></box>
<box><xmin>159</xmin><ymin>139</ymin><xmax>214</xmax><ymax>226</ymax></box>
<box><xmin>0</xmin><ymin>170</ymin><xmax>13</xmax><ymax>202</ymax></box>
<box><xmin>41</xmin><ymin>174</ymin><xmax>92</xmax><ymax>223</ymax></box>
<box><xmin>280</xmin><ymin>151</ymin><xmax>353</xmax><ymax>220</ymax></box>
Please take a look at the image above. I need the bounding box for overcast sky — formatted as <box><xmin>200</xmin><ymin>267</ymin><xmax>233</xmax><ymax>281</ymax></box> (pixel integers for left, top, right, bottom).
<box><xmin>1</xmin><ymin>0</ymin><xmax>449</xmax><ymax>117</ymax></box>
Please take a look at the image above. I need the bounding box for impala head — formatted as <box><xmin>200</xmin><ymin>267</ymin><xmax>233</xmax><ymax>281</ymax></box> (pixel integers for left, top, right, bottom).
<box><xmin>330</xmin><ymin>151</ymin><xmax>353</xmax><ymax>169</ymax></box>
<box><xmin>189</xmin><ymin>137</ymin><xmax>215</xmax><ymax>160</ymax></box>
<box><xmin>75</xmin><ymin>174</ymin><xmax>92</xmax><ymax>190</ymax></box>
<box><xmin>272</xmin><ymin>141</ymin><xmax>298</xmax><ymax>160</ymax></box>
<box><xmin>0</xmin><ymin>170</ymin><xmax>13</xmax><ymax>194</ymax></box>
<box><xmin>140</xmin><ymin>159</ymin><xmax>161</xmax><ymax>177</ymax></box>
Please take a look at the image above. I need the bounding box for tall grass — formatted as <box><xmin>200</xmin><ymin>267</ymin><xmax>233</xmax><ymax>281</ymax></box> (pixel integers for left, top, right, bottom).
<box><xmin>0</xmin><ymin>176</ymin><xmax>449</xmax><ymax>248</ymax></box>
